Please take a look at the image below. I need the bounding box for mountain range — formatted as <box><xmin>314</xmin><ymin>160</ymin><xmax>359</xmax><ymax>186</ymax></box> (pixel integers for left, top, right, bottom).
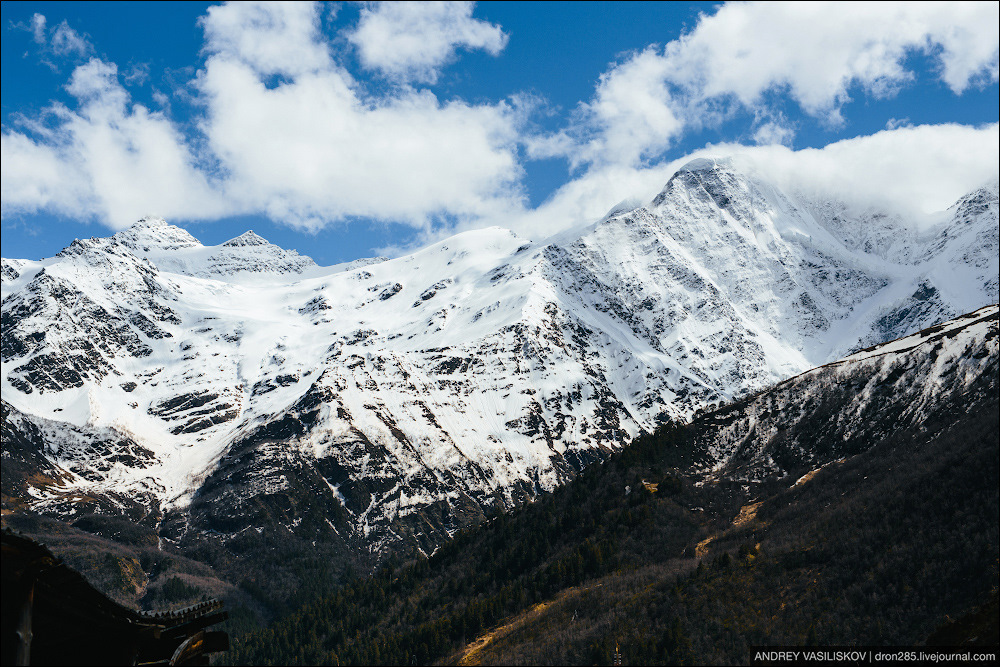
<box><xmin>2</xmin><ymin>156</ymin><xmax>997</xmax><ymax>566</ymax></box>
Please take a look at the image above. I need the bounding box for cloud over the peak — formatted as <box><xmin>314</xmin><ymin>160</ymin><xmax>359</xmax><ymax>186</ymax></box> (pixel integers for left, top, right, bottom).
<box><xmin>735</xmin><ymin>123</ymin><xmax>1000</xmax><ymax>219</ymax></box>
<box><xmin>348</xmin><ymin>1</ymin><xmax>508</xmax><ymax>84</ymax></box>
<box><xmin>557</xmin><ymin>1</ymin><xmax>999</xmax><ymax>168</ymax></box>
<box><xmin>496</xmin><ymin>122</ymin><xmax>1000</xmax><ymax>243</ymax></box>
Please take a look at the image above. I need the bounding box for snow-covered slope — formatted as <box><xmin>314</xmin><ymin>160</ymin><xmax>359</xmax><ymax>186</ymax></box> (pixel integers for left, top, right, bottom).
<box><xmin>685</xmin><ymin>304</ymin><xmax>998</xmax><ymax>483</ymax></box>
<box><xmin>2</xmin><ymin>159</ymin><xmax>997</xmax><ymax>555</ymax></box>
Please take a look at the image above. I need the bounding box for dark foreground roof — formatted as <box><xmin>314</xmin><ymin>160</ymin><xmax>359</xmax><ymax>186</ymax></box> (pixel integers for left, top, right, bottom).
<box><xmin>1</xmin><ymin>528</ymin><xmax>228</xmax><ymax>666</ymax></box>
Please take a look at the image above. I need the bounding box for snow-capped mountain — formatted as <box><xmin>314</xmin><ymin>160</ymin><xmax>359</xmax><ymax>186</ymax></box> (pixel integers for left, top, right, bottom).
<box><xmin>2</xmin><ymin>158</ymin><xmax>997</xmax><ymax>556</ymax></box>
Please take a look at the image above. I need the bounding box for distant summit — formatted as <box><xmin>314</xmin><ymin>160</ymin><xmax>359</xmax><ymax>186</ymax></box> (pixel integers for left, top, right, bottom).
<box><xmin>97</xmin><ymin>219</ymin><xmax>318</xmax><ymax>280</ymax></box>
<box><xmin>112</xmin><ymin>216</ymin><xmax>202</xmax><ymax>252</ymax></box>
<box><xmin>223</xmin><ymin>230</ymin><xmax>271</xmax><ymax>247</ymax></box>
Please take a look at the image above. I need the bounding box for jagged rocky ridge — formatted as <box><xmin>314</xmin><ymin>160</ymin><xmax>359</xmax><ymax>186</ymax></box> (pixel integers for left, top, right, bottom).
<box><xmin>682</xmin><ymin>304</ymin><xmax>999</xmax><ymax>483</ymax></box>
<box><xmin>2</xmin><ymin>159</ymin><xmax>997</xmax><ymax>559</ymax></box>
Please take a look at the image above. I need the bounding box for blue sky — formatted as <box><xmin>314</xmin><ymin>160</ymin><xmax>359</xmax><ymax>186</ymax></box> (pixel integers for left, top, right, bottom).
<box><xmin>2</xmin><ymin>1</ymin><xmax>998</xmax><ymax>265</ymax></box>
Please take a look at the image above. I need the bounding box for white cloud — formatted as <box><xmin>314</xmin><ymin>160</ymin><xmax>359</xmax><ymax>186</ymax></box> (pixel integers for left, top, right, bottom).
<box><xmin>49</xmin><ymin>20</ymin><xmax>92</xmax><ymax>58</ymax></box>
<box><xmin>555</xmin><ymin>1</ymin><xmax>999</xmax><ymax>168</ymax></box>
<box><xmin>190</xmin><ymin>1</ymin><xmax>524</xmax><ymax>230</ymax></box>
<box><xmin>733</xmin><ymin>123</ymin><xmax>1000</xmax><ymax>220</ymax></box>
<box><xmin>752</xmin><ymin>116</ymin><xmax>795</xmax><ymax>147</ymax></box>
<box><xmin>349</xmin><ymin>1</ymin><xmax>508</xmax><ymax>83</ymax></box>
<box><xmin>1</xmin><ymin>132</ymin><xmax>92</xmax><ymax>218</ymax></box>
<box><xmin>197</xmin><ymin>62</ymin><xmax>524</xmax><ymax>229</ymax></box>
<box><xmin>20</xmin><ymin>13</ymin><xmax>92</xmax><ymax>58</ymax></box>
<box><xmin>123</xmin><ymin>63</ymin><xmax>151</xmax><ymax>86</ymax></box>
<box><xmin>30</xmin><ymin>13</ymin><xmax>46</xmax><ymax>44</ymax></box>
<box><xmin>2</xmin><ymin>59</ymin><xmax>230</xmax><ymax>228</ymax></box>
<box><xmin>200</xmin><ymin>1</ymin><xmax>332</xmax><ymax>77</ymax></box>
<box><xmin>664</xmin><ymin>2</ymin><xmax>997</xmax><ymax>106</ymax></box>
<box><xmin>4</xmin><ymin>2</ymin><xmax>525</xmax><ymax>232</ymax></box>
<box><xmin>930</xmin><ymin>2</ymin><xmax>1000</xmax><ymax>92</ymax></box>
<box><xmin>66</xmin><ymin>58</ymin><xmax>126</xmax><ymax>105</ymax></box>
<box><xmin>3</xmin><ymin>2</ymin><xmax>996</xmax><ymax>248</ymax></box>
<box><xmin>152</xmin><ymin>89</ymin><xmax>170</xmax><ymax>108</ymax></box>
<box><xmin>572</xmin><ymin>48</ymin><xmax>685</xmax><ymax>167</ymax></box>
<box><xmin>466</xmin><ymin>122</ymin><xmax>1000</xmax><ymax>244</ymax></box>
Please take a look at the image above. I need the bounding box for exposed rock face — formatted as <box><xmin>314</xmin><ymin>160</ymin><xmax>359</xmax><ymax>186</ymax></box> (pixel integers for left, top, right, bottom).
<box><xmin>2</xmin><ymin>162</ymin><xmax>997</xmax><ymax>560</ymax></box>
<box><xmin>683</xmin><ymin>305</ymin><xmax>998</xmax><ymax>484</ymax></box>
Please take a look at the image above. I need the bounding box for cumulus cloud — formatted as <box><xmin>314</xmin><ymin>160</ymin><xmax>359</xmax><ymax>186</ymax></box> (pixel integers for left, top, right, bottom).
<box><xmin>663</xmin><ymin>2</ymin><xmax>997</xmax><ymax>108</ymax></box>
<box><xmin>200</xmin><ymin>1</ymin><xmax>332</xmax><ymax>78</ymax></box>
<box><xmin>196</xmin><ymin>1</ymin><xmax>523</xmax><ymax>229</ymax></box>
<box><xmin>1</xmin><ymin>132</ymin><xmax>92</xmax><ymax>219</ymax></box>
<box><xmin>4</xmin><ymin>2</ymin><xmax>524</xmax><ymax>231</ymax></box>
<box><xmin>349</xmin><ymin>1</ymin><xmax>508</xmax><ymax>83</ymax></box>
<box><xmin>556</xmin><ymin>1</ymin><xmax>999</xmax><ymax>167</ymax></box>
<box><xmin>2</xmin><ymin>59</ymin><xmax>230</xmax><ymax>227</ymax></box>
<box><xmin>571</xmin><ymin>48</ymin><xmax>685</xmax><ymax>168</ymax></box>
